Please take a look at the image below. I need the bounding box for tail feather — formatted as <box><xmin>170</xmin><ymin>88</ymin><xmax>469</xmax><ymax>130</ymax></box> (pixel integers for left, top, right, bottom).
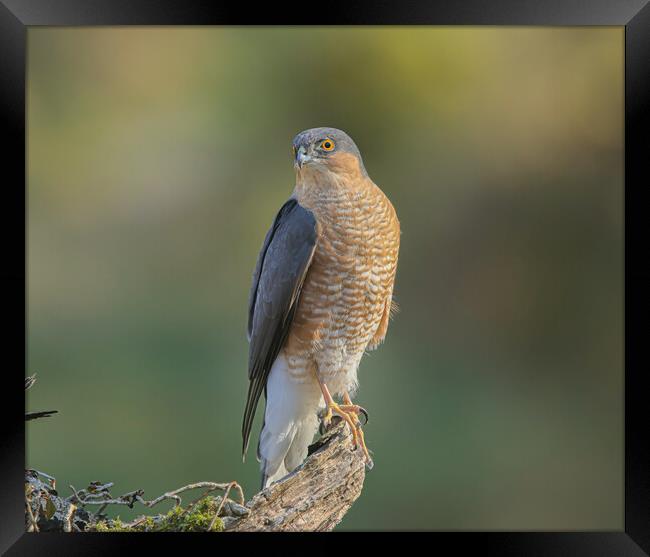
<box><xmin>257</xmin><ymin>353</ymin><xmax>322</xmax><ymax>489</ymax></box>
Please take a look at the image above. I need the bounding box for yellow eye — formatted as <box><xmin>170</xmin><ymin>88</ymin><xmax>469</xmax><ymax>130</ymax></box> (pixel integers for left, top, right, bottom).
<box><xmin>320</xmin><ymin>139</ymin><xmax>335</xmax><ymax>151</ymax></box>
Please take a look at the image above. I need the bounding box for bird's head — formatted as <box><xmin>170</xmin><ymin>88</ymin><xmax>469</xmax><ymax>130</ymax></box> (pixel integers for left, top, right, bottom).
<box><xmin>291</xmin><ymin>127</ymin><xmax>367</xmax><ymax>178</ymax></box>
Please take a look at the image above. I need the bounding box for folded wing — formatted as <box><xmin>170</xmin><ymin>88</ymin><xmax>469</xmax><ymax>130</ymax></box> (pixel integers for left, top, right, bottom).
<box><xmin>242</xmin><ymin>198</ymin><xmax>318</xmax><ymax>458</ymax></box>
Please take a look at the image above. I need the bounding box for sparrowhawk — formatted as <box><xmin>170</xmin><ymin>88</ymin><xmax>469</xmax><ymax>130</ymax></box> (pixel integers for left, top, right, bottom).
<box><xmin>242</xmin><ymin>127</ymin><xmax>400</xmax><ymax>489</ymax></box>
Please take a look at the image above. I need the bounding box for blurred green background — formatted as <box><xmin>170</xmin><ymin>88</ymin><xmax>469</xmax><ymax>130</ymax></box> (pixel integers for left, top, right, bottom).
<box><xmin>26</xmin><ymin>27</ymin><xmax>623</xmax><ymax>530</ymax></box>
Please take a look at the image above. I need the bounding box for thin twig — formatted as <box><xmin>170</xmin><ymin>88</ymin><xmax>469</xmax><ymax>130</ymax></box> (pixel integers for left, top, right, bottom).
<box><xmin>25</xmin><ymin>374</ymin><xmax>37</xmax><ymax>390</ymax></box>
<box><xmin>209</xmin><ymin>481</ymin><xmax>238</xmax><ymax>531</ymax></box>
<box><xmin>63</xmin><ymin>503</ymin><xmax>77</xmax><ymax>532</ymax></box>
<box><xmin>29</xmin><ymin>469</ymin><xmax>56</xmax><ymax>486</ymax></box>
<box><xmin>25</xmin><ymin>488</ymin><xmax>40</xmax><ymax>533</ymax></box>
<box><xmin>67</xmin><ymin>479</ymin><xmax>244</xmax><ymax>531</ymax></box>
<box><xmin>141</xmin><ymin>482</ymin><xmax>236</xmax><ymax>509</ymax></box>
<box><xmin>25</xmin><ymin>410</ymin><xmax>59</xmax><ymax>421</ymax></box>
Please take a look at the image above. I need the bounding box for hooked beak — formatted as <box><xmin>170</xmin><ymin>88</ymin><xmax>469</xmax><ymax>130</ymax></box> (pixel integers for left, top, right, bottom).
<box><xmin>295</xmin><ymin>145</ymin><xmax>311</xmax><ymax>169</ymax></box>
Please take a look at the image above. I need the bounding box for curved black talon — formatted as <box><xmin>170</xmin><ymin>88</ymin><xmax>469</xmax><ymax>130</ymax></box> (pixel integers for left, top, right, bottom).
<box><xmin>358</xmin><ymin>407</ymin><xmax>369</xmax><ymax>426</ymax></box>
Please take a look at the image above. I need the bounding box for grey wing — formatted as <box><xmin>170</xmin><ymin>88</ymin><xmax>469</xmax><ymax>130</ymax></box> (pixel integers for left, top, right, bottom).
<box><xmin>242</xmin><ymin>198</ymin><xmax>318</xmax><ymax>458</ymax></box>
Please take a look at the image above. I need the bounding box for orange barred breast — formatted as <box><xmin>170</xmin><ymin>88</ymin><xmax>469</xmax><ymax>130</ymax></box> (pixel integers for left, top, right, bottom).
<box><xmin>284</xmin><ymin>171</ymin><xmax>400</xmax><ymax>388</ymax></box>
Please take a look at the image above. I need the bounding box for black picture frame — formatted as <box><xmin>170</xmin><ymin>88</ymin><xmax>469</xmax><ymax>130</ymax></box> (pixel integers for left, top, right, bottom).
<box><xmin>2</xmin><ymin>1</ymin><xmax>648</xmax><ymax>554</ymax></box>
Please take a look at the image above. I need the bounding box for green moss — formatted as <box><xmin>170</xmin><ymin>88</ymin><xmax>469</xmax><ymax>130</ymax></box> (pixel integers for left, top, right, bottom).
<box><xmin>90</xmin><ymin>518</ymin><xmax>132</xmax><ymax>532</ymax></box>
<box><xmin>87</xmin><ymin>496</ymin><xmax>224</xmax><ymax>532</ymax></box>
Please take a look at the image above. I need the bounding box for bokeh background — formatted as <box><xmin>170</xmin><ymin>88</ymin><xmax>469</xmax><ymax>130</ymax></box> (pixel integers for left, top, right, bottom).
<box><xmin>26</xmin><ymin>27</ymin><xmax>623</xmax><ymax>530</ymax></box>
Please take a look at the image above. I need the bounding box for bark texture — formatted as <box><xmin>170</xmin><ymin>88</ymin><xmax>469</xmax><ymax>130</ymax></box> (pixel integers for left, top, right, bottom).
<box><xmin>226</xmin><ymin>421</ymin><xmax>366</xmax><ymax>531</ymax></box>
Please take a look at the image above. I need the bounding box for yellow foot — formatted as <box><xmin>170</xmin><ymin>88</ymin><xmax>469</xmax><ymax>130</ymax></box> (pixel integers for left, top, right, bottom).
<box><xmin>321</xmin><ymin>402</ymin><xmax>374</xmax><ymax>470</ymax></box>
<box><xmin>338</xmin><ymin>404</ymin><xmax>369</xmax><ymax>425</ymax></box>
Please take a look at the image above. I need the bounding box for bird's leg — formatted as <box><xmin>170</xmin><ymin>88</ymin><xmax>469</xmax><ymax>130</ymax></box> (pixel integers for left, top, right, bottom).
<box><xmin>318</xmin><ymin>382</ymin><xmax>373</xmax><ymax>470</ymax></box>
<box><xmin>341</xmin><ymin>391</ymin><xmax>373</xmax><ymax>469</ymax></box>
<box><xmin>318</xmin><ymin>382</ymin><xmax>351</xmax><ymax>432</ymax></box>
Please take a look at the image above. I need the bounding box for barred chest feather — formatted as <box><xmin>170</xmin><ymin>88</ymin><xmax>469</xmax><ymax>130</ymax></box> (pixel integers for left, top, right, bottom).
<box><xmin>283</xmin><ymin>172</ymin><xmax>400</xmax><ymax>394</ymax></box>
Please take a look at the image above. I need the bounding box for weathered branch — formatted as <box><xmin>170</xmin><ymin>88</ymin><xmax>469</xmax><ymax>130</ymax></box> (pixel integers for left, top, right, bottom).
<box><xmin>225</xmin><ymin>421</ymin><xmax>366</xmax><ymax>531</ymax></box>
<box><xmin>24</xmin><ymin>421</ymin><xmax>366</xmax><ymax>532</ymax></box>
